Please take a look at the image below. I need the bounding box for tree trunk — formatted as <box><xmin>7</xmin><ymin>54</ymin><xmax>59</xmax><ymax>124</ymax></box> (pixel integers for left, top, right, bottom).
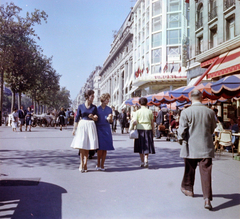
<box><xmin>37</xmin><ymin>101</ymin><xmax>40</xmax><ymax>115</ymax></box>
<box><xmin>18</xmin><ymin>92</ymin><xmax>21</xmax><ymax>109</ymax></box>
<box><xmin>11</xmin><ymin>90</ymin><xmax>16</xmax><ymax>112</ymax></box>
<box><xmin>0</xmin><ymin>68</ymin><xmax>4</xmax><ymax>126</ymax></box>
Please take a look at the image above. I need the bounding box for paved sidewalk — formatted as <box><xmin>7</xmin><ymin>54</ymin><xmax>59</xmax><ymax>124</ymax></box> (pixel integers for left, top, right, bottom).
<box><xmin>0</xmin><ymin>125</ymin><xmax>239</xmax><ymax>219</ymax></box>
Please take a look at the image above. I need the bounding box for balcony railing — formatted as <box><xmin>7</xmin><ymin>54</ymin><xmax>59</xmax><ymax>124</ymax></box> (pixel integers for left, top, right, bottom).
<box><xmin>224</xmin><ymin>0</ymin><xmax>235</xmax><ymax>11</ymax></box>
<box><xmin>209</xmin><ymin>6</ymin><xmax>218</xmax><ymax>21</ymax></box>
<box><xmin>196</xmin><ymin>19</ymin><xmax>203</xmax><ymax>30</ymax></box>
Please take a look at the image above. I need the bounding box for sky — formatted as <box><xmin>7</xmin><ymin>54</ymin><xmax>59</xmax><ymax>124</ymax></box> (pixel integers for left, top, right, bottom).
<box><xmin>0</xmin><ymin>0</ymin><xmax>136</xmax><ymax>100</ymax></box>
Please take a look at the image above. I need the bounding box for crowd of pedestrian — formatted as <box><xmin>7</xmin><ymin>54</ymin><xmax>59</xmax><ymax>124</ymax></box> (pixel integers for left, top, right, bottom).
<box><xmin>10</xmin><ymin>106</ymin><xmax>33</xmax><ymax>132</ymax></box>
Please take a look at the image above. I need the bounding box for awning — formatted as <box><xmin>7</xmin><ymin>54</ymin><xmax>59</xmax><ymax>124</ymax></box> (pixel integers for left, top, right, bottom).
<box><xmin>207</xmin><ymin>47</ymin><xmax>240</xmax><ymax>79</ymax></box>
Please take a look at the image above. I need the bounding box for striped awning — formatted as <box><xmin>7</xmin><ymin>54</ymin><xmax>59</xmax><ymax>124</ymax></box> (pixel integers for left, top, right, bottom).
<box><xmin>207</xmin><ymin>47</ymin><xmax>240</xmax><ymax>79</ymax></box>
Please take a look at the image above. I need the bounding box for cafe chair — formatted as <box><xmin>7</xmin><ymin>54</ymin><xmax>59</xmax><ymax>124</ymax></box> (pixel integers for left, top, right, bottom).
<box><xmin>216</xmin><ymin>130</ymin><xmax>234</xmax><ymax>157</ymax></box>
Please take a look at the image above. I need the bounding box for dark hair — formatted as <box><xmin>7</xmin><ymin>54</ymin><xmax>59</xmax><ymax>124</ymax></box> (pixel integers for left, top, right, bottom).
<box><xmin>213</xmin><ymin>108</ymin><xmax>218</xmax><ymax>114</ymax></box>
<box><xmin>139</xmin><ymin>97</ymin><xmax>147</xmax><ymax>106</ymax></box>
<box><xmin>84</xmin><ymin>90</ymin><xmax>94</xmax><ymax>100</ymax></box>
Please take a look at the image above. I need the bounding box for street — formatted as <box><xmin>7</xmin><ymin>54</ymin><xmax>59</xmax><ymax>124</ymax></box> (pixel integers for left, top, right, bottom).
<box><xmin>0</xmin><ymin>125</ymin><xmax>240</xmax><ymax>219</ymax></box>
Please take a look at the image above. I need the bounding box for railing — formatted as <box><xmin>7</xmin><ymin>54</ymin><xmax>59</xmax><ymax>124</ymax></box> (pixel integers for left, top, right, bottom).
<box><xmin>224</xmin><ymin>0</ymin><xmax>235</xmax><ymax>11</ymax></box>
<box><xmin>196</xmin><ymin>19</ymin><xmax>203</xmax><ymax>30</ymax></box>
<box><xmin>209</xmin><ymin>6</ymin><xmax>217</xmax><ymax>21</ymax></box>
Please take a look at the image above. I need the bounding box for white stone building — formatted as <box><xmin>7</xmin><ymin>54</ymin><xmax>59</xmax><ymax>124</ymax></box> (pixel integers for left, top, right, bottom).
<box><xmin>131</xmin><ymin>0</ymin><xmax>189</xmax><ymax>96</ymax></box>
<box><xmin>187</xmin><ymin>0</ymin><xmax>240</xmax><ymax>84</ymax></box>
<box><xmin>99</xmin><ymin>11</ymin><xmax>134</xmax><ymax>110</ymax></box>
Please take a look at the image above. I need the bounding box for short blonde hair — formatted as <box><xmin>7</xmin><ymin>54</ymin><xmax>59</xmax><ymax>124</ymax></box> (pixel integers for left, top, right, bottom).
<box><xmin>100</xmin><ymin>93</ymin><xmax>110</xmax><ymax>102</ymax></box>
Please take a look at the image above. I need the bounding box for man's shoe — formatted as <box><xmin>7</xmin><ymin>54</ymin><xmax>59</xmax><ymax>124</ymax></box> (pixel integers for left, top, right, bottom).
<box><xmin>204</xmin><ymin>199</ymin><xmax>212</xmax><ymax>210</ymax></box>
<box><xmin>181</xmin><ymin>187</ymin><xmax>194</xmax><ymax>197</ymax></box>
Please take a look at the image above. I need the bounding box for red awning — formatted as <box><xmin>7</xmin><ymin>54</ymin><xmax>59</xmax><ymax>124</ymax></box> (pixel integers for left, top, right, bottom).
<box><xmin>201</xmin><ymin>56</ymin><xmax>219</xmax><ymax>68</ymax></box>
<box><xmin>207</xmin><ymin>47</ymin><xmax>240</xmax><ymax>79</ymax></box>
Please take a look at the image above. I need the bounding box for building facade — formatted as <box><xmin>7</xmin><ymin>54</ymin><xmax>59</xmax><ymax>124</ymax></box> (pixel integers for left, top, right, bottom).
<box><xmin>187</xmin><ymin>0</ymin><xmax>240</xmax><ymax>119</ymax></box>
<box><xmin>131</xmin><ymin>0</ymin><xmax>189</xmax><ymax>97</ymax></box>
<box><xmin>187</xmin><ymin>0</ymin><xmax>240</xmax><ymax>84</ymax></box>
<box><xmin>99</xmin><ymin>11</ymin><xmax>134</xmax><ymax>110</ymax></box>
<box><xmin>73</xmin><ymin>66</ymin><xmax>102</xmax><ymax>110</ymax></box>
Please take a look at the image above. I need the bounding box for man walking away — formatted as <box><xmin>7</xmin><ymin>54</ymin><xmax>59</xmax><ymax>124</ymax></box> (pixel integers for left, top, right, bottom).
<box><xmin>178</xmin><ymin>89</ymin><xmax>216</xmax><ymax>210</ymax></box>
<box><xmin>18</xmin><ymin>106</ymin><xmax>25</xmax><ymax>132</ymax></box>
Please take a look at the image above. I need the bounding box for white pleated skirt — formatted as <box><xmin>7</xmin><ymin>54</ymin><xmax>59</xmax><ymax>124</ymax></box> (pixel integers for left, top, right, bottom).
<box><xmin>70</xmin><ymin>120</ymin><xmax>99</xmax><ymax>150</ymax></box>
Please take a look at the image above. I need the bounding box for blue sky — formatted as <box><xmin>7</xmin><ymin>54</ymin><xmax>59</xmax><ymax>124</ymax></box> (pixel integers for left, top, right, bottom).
<box><xmin>1</xmin><ymin>0</ymin><xmax>135</xmax><ymax>100</ymax></box>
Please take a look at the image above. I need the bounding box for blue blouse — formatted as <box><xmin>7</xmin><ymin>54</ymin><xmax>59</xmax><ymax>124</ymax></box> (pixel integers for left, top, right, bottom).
<box><xmin>96</xmin><ymin>106</ymin><xmax>112</xmax><ymax>125</ymax></box>
<box><xmin>75</xmin><ymin>103</ymin><xmax>98</xmax><ymax>123</ymax></box>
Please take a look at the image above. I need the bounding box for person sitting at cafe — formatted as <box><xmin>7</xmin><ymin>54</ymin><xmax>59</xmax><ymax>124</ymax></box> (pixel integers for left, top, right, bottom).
<box><xmin>226</xmin><ymin>118</ymin><xmax>239</xmax><ymax>152</ymax></box>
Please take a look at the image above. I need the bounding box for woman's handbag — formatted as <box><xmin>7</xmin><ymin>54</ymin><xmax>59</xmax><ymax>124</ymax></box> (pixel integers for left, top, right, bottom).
<box><xmin>158</xmin><ymin>124</ymin><xmax>165</xmax><ymax>131</ymax></box>
<box><xmin>129</xmin><ymin>129</ymin><xmax>139</xmax><ymax>139</ymax></box>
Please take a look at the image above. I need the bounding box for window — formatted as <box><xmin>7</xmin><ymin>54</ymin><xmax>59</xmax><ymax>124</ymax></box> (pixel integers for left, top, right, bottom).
<box><xmin>151</xmin><ymin>48</ymin><xmax>162</xmax><ymax>64</ymax></box>
<box><xmin>196</xmin><ymin>3</ymin><xmax>203</xmax><ymax>29</ymax></box>
<box><xmin>146</xmin><ymin>8</ymin><xmax>149</xmax><ymax>22</ymax></box>
<box><xmin>152</xmin><ymin>32</ymin><xmax>162</xmax><ymax>48</ymax></box>
<box><xmin>197</xmin><ymin>36</ymin><xmax>203</xmax><ymax>54</ymax></box>
<box><xmin>146</xmin><ymin>23</ymin><xmax>149</xmax><ymax>37</ymax></box>
<box><xmin>224</xmin><ymin>0</ymin><xmax>235</xmax><ymax>11</ymax></box>
<box><xmin>167</xmin><ymin>30</ymin><xmax>181</xmax><ymax>44</ymax></box>
<box><xmin>142</xmin><ymin>28</ymin><xmax>145</xmax><ymax>40</ymax></box>
<box><xmin>152</xmin><ymin>16</ymin><xmax>162</xmax><ymax>32</ymax></box>
<box><xmin>167</xmin><ymin>46</ymin><xmax>181</xmax><ymax>61</ymax></box>
<box><xmin>168</xmin><ymin>0</ymin><xmax>181</xmax><ymax>12</ymax></box>
<box><xmin>226</xmin><ymin>17</ymin><xmax>235</xmax><ymax>40</ymax></box>
<box><xmin>209</xmin><ymin>0</ymin><xmax>217</xmax><ymax>21</ymax></box>
<box><xmin>152</xmin><ymin>0</ymin><xmax>162</xmax><ymax>16</ymax></box>
<box><xmin>210</xmin><ymin>27</ymin><xmax>217</xmax><ymax>48</ymax></box>
<box><xmin>168</xmin><ymin>13</ymin><xmax>181</xmax><ymax>28</ymax></box>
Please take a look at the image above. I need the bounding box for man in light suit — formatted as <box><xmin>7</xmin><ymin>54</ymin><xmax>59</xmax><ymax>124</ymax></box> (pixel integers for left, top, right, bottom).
<box><xmin>178</xmin><ymin>89</ymin><xmax>216</xmax><ymax>210</ymax></box>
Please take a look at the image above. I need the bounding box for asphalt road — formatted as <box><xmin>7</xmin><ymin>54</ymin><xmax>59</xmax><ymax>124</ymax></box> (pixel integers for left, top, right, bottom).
<box><xmin>0</xmin><ymin>125</ymin><xmax>240</xmax><ymax>219</ymax></box>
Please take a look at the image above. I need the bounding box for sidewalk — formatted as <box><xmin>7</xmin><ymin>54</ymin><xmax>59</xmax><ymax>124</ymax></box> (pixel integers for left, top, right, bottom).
<box><xmin>0</xmin><ymin>125</ymin><xmax>240</xmax><ymax>219</ymax></box>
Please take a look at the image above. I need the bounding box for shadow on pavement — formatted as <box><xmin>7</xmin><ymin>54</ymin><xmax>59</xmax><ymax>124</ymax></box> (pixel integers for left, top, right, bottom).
<box><xmin>212</xmin><ymin>193</ymin><xmax>240</xmax><ymax>211</ymax></box>
<box><xmin>104</xmin><ymin>146</ymin><xmax>184</xmax><ymax>172</ymax></box>
<box><xmin>0</xmin><ymin>179</ymin><xmax>67</xmax><ymax>219</ymax></box>
<box><xmin>0</xmin><ymin>146</ymin><xmax>184</xmax><ymax>171</ymax></box>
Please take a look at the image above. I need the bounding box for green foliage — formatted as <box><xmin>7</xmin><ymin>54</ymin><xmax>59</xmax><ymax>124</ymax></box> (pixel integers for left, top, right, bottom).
<box><xmin>0</xmin><ymin>2</ymin><xmax>71</xmax><ymax>113</ymax></box>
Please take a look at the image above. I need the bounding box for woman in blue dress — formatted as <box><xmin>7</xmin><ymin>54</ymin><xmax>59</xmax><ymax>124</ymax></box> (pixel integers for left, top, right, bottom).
<box><xmin>96</xmin><ymin>93</ymin><xmax>114</xmax><ymax>171</ymax></box>
<box><xmin>71</xmin><ymin>90</ymin><xmax>99</xmax><ymax>173</ymax></box>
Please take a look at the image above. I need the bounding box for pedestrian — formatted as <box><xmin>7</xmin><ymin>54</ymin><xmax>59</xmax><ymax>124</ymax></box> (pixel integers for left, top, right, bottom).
<box><xmin>52</xmin><ymin>108</ymin><xmax>58</xmax><ymax>129</ymax></box>
<box><xmin>65</xmin><ymin>108</ymin><xmax>71</xmax><ymax>127</ymax></box>
<box><xmin>111</xmin><ymin>106</ymin><xmax>119</xmax><ymax>132</ymax></box>
<box><xmin>96</xmin><ymin>93</ymin><xmax>115</xmax><ymax>171</ymax></box>
<box><xmin>11</xmin><ymin>108</ymin><xmax>18</xmax><ymax>132</ymax></box>
<box><xmin>18</xmin><ymin>105</ymin><xmax>25</xmax><ymax>132</ymax></box>
<box><xmin>71</xmin><ymin>90</ymin><xmax>98</xmax><ymax>173</ymax></box>
<box><xmin>155</xmin><ymin>106</ymin><xmax>164</xmax><ymax>139</ymax></box>
<box><xmin>119</xmin><ymin>108</ymin><xmax>127</xmax><ymax>134</ymax></box>
<box><xmin>178</xmin><ymin>89</ymin><xmax>216</xmax><ymax>210</ymax></box>
<box><xmin>58</xmin><ymin>107</ymin><xmax>65</xmax><ymax>131</ymax></box>
<box><xmin>25</xmin><ymin>107</ymin><xmax>32</xmax><ymax>132</ymax></box>
<box><xmin>132</xmin><ymin>97</ymin><xmax>155</xmax><ymax>168</ymax></box>
<box><xmin>125</xmin><ymin>110</ymin><xmax>130</xmax><ymax>133</ymax></box>
<box><xmin>131</xmin><ymin>105</ymin><xmax>138</xmax><ymax>119</ymax></box>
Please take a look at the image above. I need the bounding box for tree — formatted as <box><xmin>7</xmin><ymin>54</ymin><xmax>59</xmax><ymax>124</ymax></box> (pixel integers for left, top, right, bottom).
<box><xmin>0</xmin><ymin>2</ymin><xmax>47</xmax><ymax>124</ymax></box>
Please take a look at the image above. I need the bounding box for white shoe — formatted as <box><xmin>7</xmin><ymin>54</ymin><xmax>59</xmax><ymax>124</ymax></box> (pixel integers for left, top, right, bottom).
<box><xmin>96</xmin><ymin>166</ymin><xmax>101</xmax><ymax>171</ymax></box>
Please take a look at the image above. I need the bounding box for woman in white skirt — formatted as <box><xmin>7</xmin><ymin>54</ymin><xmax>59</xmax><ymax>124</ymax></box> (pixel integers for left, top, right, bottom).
<box><xmin>11</xmin><ymin>108</ymin><xmax>19</xmax><ymax>132</ymax></box>
<box><xmin>71</xmin><ymin>90</ymin><xmax>99</xmax><ymax>173</ymax></box>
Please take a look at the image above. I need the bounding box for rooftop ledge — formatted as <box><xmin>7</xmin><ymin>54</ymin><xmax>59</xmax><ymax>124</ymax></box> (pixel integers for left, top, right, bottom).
<box><xmin>195</xmin><ymin>35</ymin><xmax>240</xmax><ymax>63</ymax></box>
